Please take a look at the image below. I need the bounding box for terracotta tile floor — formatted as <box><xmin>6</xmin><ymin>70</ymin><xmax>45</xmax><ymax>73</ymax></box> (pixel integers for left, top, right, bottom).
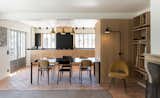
<box><xmin>0</xmin><ymin>66</ymin><xmax>145</xmax><ymax>98</ymax></box>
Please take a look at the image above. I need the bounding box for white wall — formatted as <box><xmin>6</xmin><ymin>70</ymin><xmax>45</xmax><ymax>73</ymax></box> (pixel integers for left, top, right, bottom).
<box><xmin>0</xmin><ymin>20</ymin><xmax>31</xmax><ymax>79</ymax></box>
<box><xmin>95</xmin><ymin>21</ymin><xmax>101</xmax><ymax>60</ymax></box>
<box><xmin>0</xmin><ymin>44</ymin><xmax>9</xmax><ymax>79</ymax></box>
<box><xmin>151</xmin><ymin>0</ymin><xmax>160</xmax><ymax>55</ymax></box>
<box><xmin>0</xmin><ymin>20</ymin><xmax>32</xmax><ymax>48</ymax></box>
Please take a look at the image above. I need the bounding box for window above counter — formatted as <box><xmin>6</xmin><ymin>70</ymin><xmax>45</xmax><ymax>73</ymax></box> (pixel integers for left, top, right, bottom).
<box><xmin>33</xmin><ymin>27</ymin><xmax>95</xmax><ymax>49</ymax></box>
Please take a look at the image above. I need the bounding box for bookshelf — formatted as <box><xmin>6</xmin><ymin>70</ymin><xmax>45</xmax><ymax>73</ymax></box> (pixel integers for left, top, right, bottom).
<box><xmin>131</xmin><ymin>12</ymin><xmax>150</xmax><ymax>86</ymax></box>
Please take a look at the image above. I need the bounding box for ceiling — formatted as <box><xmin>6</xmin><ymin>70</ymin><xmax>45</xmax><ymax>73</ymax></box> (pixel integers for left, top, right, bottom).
<box><xmin>21</xmin><ymin>19</ymin><xmax>98</xmax><ymax>27</ymax></box>
<box><xmin>0</xmin><ymin>0</ymin><xmax>150</xmax><ymax>26</ymax></box>
<box><xmin>0</xmin><ymin>0</ymin><xmax>150</xmax><ymax>20</ymax></box>
<box><xmin>0</xmin><ymin>0</ymin><xmax>149</xmax><ymax>13</ymax></box>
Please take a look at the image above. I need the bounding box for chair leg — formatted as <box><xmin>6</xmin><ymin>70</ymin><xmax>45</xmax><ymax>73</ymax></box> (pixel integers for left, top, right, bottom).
<box><xmin>109</xmin><ymin>78</ymin><xmax>116</xmax><ymax>89</ymax></box>
<box><xmin>37</xmin><ymin>70</ymin><xmax>39</xmax><ymax>84</ymax></box>
<box><xmin>108</xmin><ymin>78</ymin><xmax>113</xmax><ymax>89</ymax></box>
<box><xmin>57</xmin><ymin>71</ymin><xmax>59</xmax><ymax>84</ymax></box>
<box><xmin>60</xmin><ymin>72</ymin><xmax>62</xmax><ymax>81</ymax></box>
<box><xmin>71</xmin><ymin>70</ymin><xmax>72</xmax><ymax>77</ymax></box>
<box><xmin>41</xmin><ymin>70</ymin><xmax>43</xmax><ymax>76</ymax></box>
<box><xmin>70</xmin><ymin>71</ymin><xmax>71</xmax><ymax>84</ymax></box>
<box><xmin>51</xmin><ymin>68</ymin><xmax>54</xmax><ymax>80</ymax></box>
<box><xmin>41</xmin><ymin>70</ymin><xmax>44</xmax><ymax>78</ymax></box>
<box><xmin>81</xmin><ymin>71</ymin><xmax>82</xmax><ymax>84</ymax></box>
<box><xmin>79</xmin><ymin>69</ymin><xmax>81</xmax><ymax>80</ymax></box>
<box><xmin>123</xmin><ymin>79</ymin><xmax>127</xmax><ymax>93</ymax></box>
<box><xmin>89</xmin><ymin>70</ymin><xmax>92</xmax><ymax>82</ymax></box>
<box><xmin>47</xmin><ymin>69</ymin><xmax>49</xmax><ymax>85</ymax></box>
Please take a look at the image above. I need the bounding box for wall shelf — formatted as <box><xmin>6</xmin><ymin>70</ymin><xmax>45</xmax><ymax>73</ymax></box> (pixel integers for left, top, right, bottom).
<box><xmin>131</xmin><ymin>12</ymin><xmax>150</xmax><ymax>87</ymax></box>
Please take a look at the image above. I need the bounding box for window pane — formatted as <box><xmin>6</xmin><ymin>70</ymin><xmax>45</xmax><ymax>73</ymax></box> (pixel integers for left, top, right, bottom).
<box><xmin>75</xmin><ymin>34</ymin><xmax>84</xmax><ymax>48</ymax></box>
<box><xmin>9</xmin><ymin>30</ymin><xmax>16</xmax><ymax>60</ymax></box>
<box><xmin>42</xmin><ymin>33</ymin><xmax>56</xmax><ymax>48</ymax></box>
<box><xmin>9</xmin><ymin>30</ymin><xmax>26</xmax><ymax>60</ymax></box>
<box><xmin>14</xmin><ymin>31</ymin><xmax>18</xmax><ymax>59</ymax></box>
<box><xmin>21</xmin><ymin>32</ymin><xmax>26</xmax><ymax>57</ymax></box>
<box><xmin>50</xmin><ymin>34</ymin><xmax>56</xmax><ymax>48</ymax></box>
<box><xmin>17</xmin><ymin>32</ymin><xmax>21</xmax><ymax>58</ymax></box>
<box><xmin>75</xmin><ymin>33</ymin><xmax>95</xmax><ymax>48</ymax></box>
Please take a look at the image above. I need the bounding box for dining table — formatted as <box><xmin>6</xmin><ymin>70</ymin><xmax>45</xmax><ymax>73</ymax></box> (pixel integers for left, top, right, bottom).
<box><xmin>30</xmin><ymin>57</ymin><xmax>97</xmax><ymax>84</ymax></box>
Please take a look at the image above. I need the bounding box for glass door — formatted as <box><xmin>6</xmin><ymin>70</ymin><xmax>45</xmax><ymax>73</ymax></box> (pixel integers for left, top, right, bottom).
<box><xmin>8</xmin><ymin>29</ymin><xmax>26</xmax><ymax>73</ymax></box>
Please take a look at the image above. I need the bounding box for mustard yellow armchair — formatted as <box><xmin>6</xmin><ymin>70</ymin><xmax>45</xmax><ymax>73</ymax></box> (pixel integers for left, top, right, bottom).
<box><xmin>108</xmin><ymin>60</ymin><xmax>129</xmax><ymax>92</ymax></box>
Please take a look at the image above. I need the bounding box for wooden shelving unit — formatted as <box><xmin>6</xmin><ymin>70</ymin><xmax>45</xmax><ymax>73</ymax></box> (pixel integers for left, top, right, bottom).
<box><xmin>131</xmin><ymin>12</ymin><xmax>150</xmax><ymax>86</ymax></box>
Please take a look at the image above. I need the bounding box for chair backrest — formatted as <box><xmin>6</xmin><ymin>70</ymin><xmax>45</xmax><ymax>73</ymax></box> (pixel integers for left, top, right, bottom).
<box><xmin>63</xmin><ymin>56</ymin><xmax>71</xmax><ymax>59</ymax></box>
<box><xmin>81</xmin><ymin>60</ymin><xmax>92</xmax><ymax>68</ymax></box>
<box><xmin>110</xmin><ymin>60</ymin><xmax>129</xmax><ymax>76</ymax></box>
<box><xmin>63</xmin><ymin>56</ymin><xmax>73</xmax><ymax>62</ymax></box>
<box><xmin>39</xmin><ymin>60</ymin><xmax>49</xmax><ymax>68</ymax></box>
<box><xmin>58</xmin><ymin>59</ymin><xmax>70</xmax><ymax>64</ymax></box>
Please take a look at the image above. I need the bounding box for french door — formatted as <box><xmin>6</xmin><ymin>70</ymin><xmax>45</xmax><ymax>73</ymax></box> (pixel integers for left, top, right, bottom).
<box><xmin>8</xmin><ymin>29</ymin><xmax>26</xmax><ymax>73</ymax></box>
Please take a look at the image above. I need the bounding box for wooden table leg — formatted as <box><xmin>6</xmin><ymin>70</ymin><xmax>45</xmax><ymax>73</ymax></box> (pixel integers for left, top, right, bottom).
<box><xmin>94</xmin><ymin>62</ymin><xmax>95</xmax><ymax>76</ymax></box>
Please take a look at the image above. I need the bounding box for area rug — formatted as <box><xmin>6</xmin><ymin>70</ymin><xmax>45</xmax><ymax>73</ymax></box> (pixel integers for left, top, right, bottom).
<box><xmin>0</xmin><ymin>90</ymin><xmax>112</xmax><ymax>98</ymax></box>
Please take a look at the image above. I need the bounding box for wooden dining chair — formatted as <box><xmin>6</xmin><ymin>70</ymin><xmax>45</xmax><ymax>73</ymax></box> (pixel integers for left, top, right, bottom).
<box><xmin>57</xmin><ymin>59</ymin><xmax>72</xmax><ymax>84</ymax></box>
<box><xmin>37</xmin><ymin>60</ymin><xmax>52</xmax><ymax>85</ymax></box>
<box><xmin>79</xmin><ymin>60</ymin><xmax>92</xmax><ymax>84</ymax></box>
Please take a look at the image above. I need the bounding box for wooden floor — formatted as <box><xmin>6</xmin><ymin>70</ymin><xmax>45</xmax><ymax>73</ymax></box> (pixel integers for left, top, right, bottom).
<box><xmin>0</xmin><ymin>66</ymin><xmax>145</xmax><ymax>98</ymax></box>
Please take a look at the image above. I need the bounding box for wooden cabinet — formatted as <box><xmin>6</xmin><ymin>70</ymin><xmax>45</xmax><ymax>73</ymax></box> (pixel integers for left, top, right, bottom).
<box><xmin>131</xmin><ymin>12</ymin><xmax>150</xmax><ymax>86</ymax></box>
